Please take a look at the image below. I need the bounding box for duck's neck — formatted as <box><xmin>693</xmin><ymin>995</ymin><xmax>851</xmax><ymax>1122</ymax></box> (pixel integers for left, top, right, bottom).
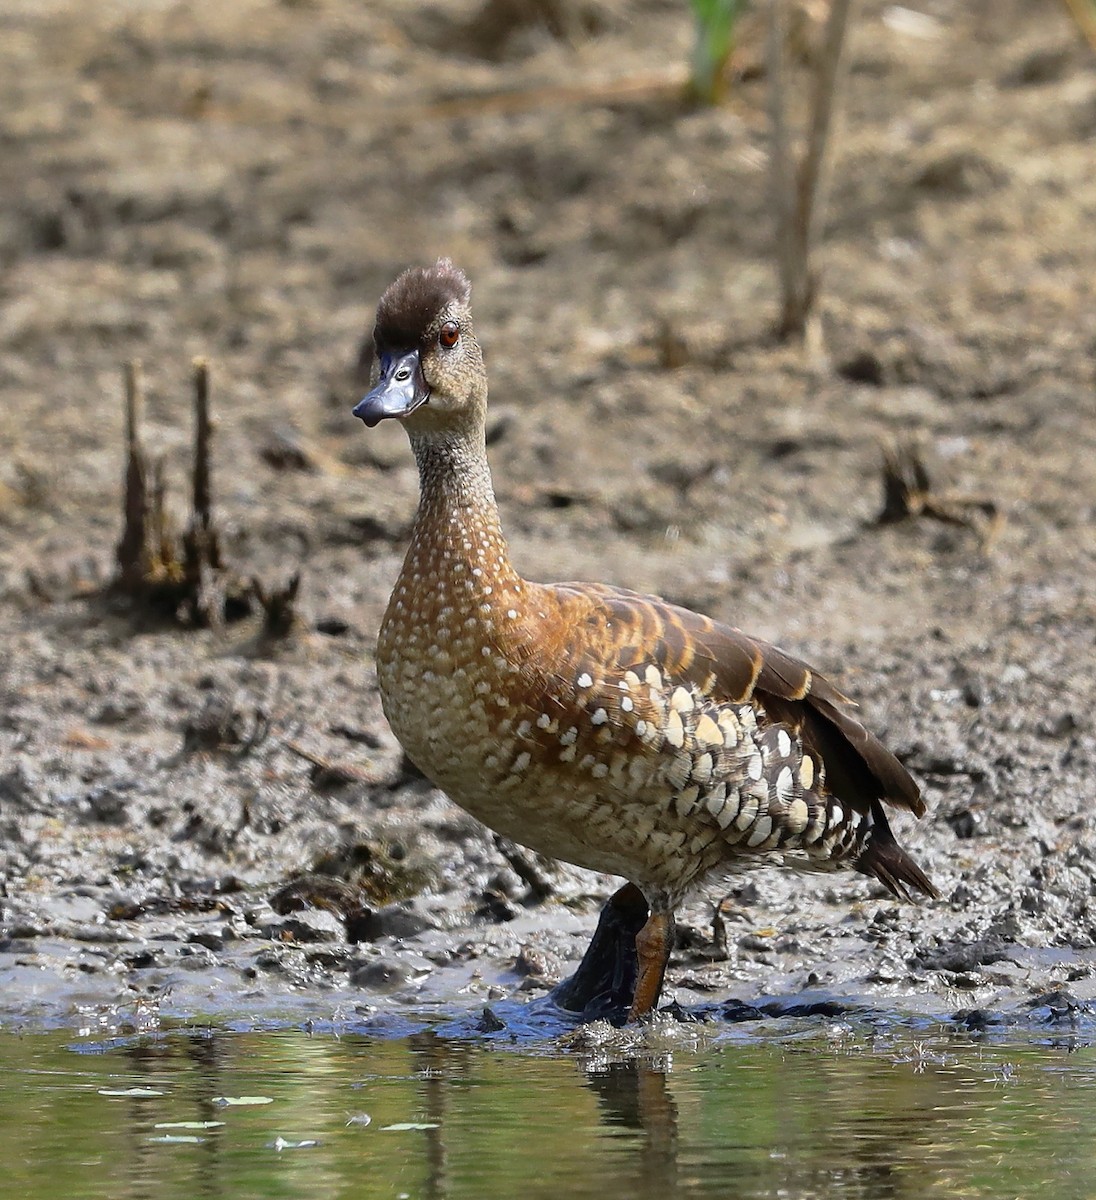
<box><xmin>405</xmin><ymin>428</ymin><xmax>521</xmax><ymax>596</ymax></box>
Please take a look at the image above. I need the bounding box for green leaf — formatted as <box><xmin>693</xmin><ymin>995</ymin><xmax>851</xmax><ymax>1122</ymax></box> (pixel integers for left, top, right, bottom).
<box><xmin>689</xmin><ymin>0</ymin><xmax>750</xmax><ymax>103</ymax></box>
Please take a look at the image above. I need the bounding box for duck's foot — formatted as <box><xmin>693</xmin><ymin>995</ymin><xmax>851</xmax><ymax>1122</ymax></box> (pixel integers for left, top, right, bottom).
<box><xmin>551</xmin><ymin>883</ymin><xmax>649</xmax><ymax>1021</ymax></box>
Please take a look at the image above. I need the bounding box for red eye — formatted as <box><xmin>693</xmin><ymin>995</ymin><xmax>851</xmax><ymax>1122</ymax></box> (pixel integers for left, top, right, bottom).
<box><xmin>439</xmin><ymin>321</ymin><xmax>460</xmax><ymax>348</ymax></box>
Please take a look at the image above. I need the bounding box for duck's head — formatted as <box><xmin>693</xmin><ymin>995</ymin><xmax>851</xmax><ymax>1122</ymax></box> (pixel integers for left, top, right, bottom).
<box><xmin>353</xmin><ymin>259</ymin><xmax>486</xmax><ymax>436</ymax></box>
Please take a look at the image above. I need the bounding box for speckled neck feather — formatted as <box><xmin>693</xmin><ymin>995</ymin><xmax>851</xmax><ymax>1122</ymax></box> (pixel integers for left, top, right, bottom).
<box><xmin>405</xmin><ymin>426</ymin><xmax>521</xmax><ymax>598</ymax></box>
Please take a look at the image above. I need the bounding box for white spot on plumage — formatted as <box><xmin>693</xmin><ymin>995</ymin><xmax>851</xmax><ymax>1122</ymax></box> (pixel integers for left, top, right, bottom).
<box><xmin>704</xmin><ymin>783</ymin><xmax>728</xmax><ymax>820</ymax></box>
<box><xmin>692</xmin><ymin>753</ymin><xmax>714</xmax><ymax>784</ymax></box>
<box><xmin>511</xmin><ymin>751</ymin><xmax>531</xmax><ymax>774</ymax></box>
<box><xmin>591</xmin><ymin>708</ymin><xmax>608</xmax><ymax>725</ymax></box>
<box><xmin>560</xmin><ymin>727</ymin><xmax>578</xmax><ymax>746</ymax></box>
<box><xmin>675</xmin><ymin>785</ymin><xmax>700</xmax><ymax>819</ymax></box>
<box><xmin>536</xmin><ymin>713</ymin><xmax>551</xmax><ymax>729</ymax></box>
<box><xmin>665</xmin><ymin>708</ymin><xmax>686</xmax><ymax>748</ymax></box>
<box><xmin>734</xmin><ymin>792</ymin><xmax>759</xmax><ymax>831</ymax></box>
<box><xmin>695</xmin><ymin>714</ymin><xmax>723</xmax><ymax>746</ymax></box>
<box><xmin>786</xmin><ymin>797</ymin><xmax>810</xmax><ymax>834</ymax></box>
<box><xmin>591</xmin><ymin>763</ymin><xmax>609</xmax><ymax>779</ymax></box>
<box><xmin>577</xmin><ymin>672</ymin><xmax>593</xmax><ymax>689</ymax></box>
<box><xmin>645</xmin><ymin>665</ymin><xmax>662</xmax><ymax>688</ymax></box>
<box><xmin>775</xmin><ymin>765</ymin><xmax>795</xmax><ymax>803</ymax></box>
<box><xmin>621</xmin><ymin>697</ymin><xmax>634</xmax><ymax>712</ymax></box>
<box><xmin>713</xmin><ymin>791</ymin><xmax>737</xmax><ymax>829</ymax></box>
<box><xmin>747</xmin><ymin>750</ymin><xmax>763</xmax><ymax>781</ymax></box>
<box><xmin>799</xmin><ymin>756</ymin><xmax>815</xmax><ymax>790</ymax></box>
<box><xmin>777</xmin><ymin>729</ymin><xmax>792</xmax><ymax>758</ymax></box>
<box><xmin>746</xmin><ymin>814</ymin><xmax>773</xmax><ymax>847</ymax></box>
<box><xmin>671</xmin><ymin>687</ymin><xmax>694</xmax><ymax>713</ymax></box>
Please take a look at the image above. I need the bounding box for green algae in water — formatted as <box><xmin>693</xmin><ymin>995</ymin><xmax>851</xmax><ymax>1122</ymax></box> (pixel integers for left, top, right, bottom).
<box><xmin>3</xmin><ymin>1025</ymin><xmax>1096</xmax><ymax>1199</ymax></box>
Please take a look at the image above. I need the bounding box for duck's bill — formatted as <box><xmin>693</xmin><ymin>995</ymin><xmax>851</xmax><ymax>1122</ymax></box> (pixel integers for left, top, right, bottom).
<box><xmin>353</xmin><ymin>349</ymin><xmax>430</xmax><ymax>427</ymax></box>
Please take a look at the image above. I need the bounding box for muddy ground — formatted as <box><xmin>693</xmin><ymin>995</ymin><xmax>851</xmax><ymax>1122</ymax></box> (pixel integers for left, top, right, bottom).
<box><xmin>1</xmin><ymin>0</ymin><xmax>1095</xmax><ymax>1036</ymax></box>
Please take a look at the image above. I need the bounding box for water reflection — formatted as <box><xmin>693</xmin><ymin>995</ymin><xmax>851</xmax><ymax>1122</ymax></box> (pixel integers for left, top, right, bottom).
<box><xmin>585</xmin><ymin>1061</ymin><xmax>680</xmax><ymax>1196</ymax></box>
<box><xmin>6</xmin><ymin>1024</ymin><xmax>1096</xmax><ymax>1200</ymax></box>
<box><xmin>408</xmin><ymin>1032</ymin><xmax>462</xmax><ymax>1200</ymax></box>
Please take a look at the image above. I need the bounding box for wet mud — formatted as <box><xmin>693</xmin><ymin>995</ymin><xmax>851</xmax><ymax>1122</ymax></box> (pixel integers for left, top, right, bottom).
<box><xmin>1</xmin><ymin>0</ymin><xmax>1095</xmax><ymax>1034</ymax></box>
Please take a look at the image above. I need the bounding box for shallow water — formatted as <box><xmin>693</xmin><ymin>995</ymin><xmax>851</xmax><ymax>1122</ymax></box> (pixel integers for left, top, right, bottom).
<box><xmin>4</xmin><ymin>1015</ymin><xmax>1096</xmax><ymax>1200</ymax></box>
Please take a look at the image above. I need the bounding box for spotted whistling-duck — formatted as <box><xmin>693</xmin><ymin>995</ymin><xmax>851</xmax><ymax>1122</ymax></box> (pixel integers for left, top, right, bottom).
<box><xmin>353</xmin><ymin>259</ymin><xmax>937</xmax><ymax>1021</ymax></box>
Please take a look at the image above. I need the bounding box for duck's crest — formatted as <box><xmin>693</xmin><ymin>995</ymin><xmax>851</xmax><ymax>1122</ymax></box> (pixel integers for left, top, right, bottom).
<box><xmin>374</xmin><ymin>258</ymin><xmax>471</xmax><ymax>351</ymax></box>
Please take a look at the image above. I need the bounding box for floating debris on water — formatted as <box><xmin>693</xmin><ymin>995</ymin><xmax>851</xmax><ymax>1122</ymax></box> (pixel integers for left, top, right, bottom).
<box><xmin>154</xmin><ymin>1121</ymin><xmax>225</xmax><ymax>1130</ymax></box>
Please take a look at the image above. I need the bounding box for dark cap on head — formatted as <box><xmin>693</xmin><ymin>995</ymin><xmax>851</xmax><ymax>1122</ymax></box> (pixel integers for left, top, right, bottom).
<box><xmin>374</xmin><ymin>258</ymin><xmax>471</xmax><ymax>351</ymax></box>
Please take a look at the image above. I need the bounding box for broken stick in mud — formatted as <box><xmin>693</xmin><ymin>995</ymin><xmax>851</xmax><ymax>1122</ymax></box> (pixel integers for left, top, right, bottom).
<box><xmin>875</xmin><ymin>442</ymin><xmax>1002</xmax><ymax>551</ymax></box>
<box><xmin>110</xmin><ymin>358</ymin><xmax>302</xmax><ymax>633</ymax></box>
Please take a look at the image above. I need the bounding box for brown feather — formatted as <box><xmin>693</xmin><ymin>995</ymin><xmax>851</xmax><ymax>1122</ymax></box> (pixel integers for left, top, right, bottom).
<box><xmin>856</xmin><ymin>802</ymin><xmax>939</xmax><ymax>899</ymax></box>
<box><xmin>553</xmin><ymin>584</ymin><xmax>924</xmax><ymax>821</ymax></box>
<box><xmin>374</xmin><ymin>258</ymin><xmax>471</xmax><ymax>352</ymax></box>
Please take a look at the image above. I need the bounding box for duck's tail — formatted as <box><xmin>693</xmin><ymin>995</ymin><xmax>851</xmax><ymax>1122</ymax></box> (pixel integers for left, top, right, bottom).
<box><xmin>855</xmin><ymin>800</ymin><xmax>939</xmax><ymax>901</ymax></box>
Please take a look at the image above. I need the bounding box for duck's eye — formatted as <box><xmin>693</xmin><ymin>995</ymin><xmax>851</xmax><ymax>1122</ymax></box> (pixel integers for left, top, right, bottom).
<box><xmin>439</xmin><ymin>321</ymin><xmax>460</xmax><ymax>348</ymax></box>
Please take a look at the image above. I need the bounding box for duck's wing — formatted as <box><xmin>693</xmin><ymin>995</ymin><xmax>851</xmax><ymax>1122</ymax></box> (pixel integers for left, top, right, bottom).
<box><xmin>548</xmin><ymin>581</ymin><xmax>924</xmax><ymax>820</ymax></box>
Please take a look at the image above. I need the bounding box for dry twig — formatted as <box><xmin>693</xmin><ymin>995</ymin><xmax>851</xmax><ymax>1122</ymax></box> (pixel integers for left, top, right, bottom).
<box><xmin>109</xmin><ymin>359</ymin><xmax>302</xmax><ymax>633</ymax></box>
<box><xmin>768</xmin><ymin>0</ymin><xmax>855</xmax><ymax>346</ymax></box>
<box><xmin>876</xmin><ymin>443</ymin><xmax>1002</xmax><ymax>550</ymax></box>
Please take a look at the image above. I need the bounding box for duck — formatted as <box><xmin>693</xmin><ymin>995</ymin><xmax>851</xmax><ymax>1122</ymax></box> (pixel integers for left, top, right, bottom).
<box><xmin>353</xmin><ymin>259</ymin><xmax>937</xmax><ymax>1021</ymax></box>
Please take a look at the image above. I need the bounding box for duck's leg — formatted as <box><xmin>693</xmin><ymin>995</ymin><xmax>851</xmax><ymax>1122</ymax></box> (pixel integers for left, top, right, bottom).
<box><xmin>552</xmin><ymin>882</ymin><xmax>649</xmax><ymax>1019</ymax></box>
<box><xmin>628</xmin><ymin>906</ymin><xmax>676</xmax><ymax>1022</ymax></box>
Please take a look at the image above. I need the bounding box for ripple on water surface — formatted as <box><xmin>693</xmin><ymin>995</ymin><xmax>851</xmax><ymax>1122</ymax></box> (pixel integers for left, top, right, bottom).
<box><xmin>4</xmin><ymin>1018</ymin><xmax>1096</xmax><ymax>1200</ymax></box>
